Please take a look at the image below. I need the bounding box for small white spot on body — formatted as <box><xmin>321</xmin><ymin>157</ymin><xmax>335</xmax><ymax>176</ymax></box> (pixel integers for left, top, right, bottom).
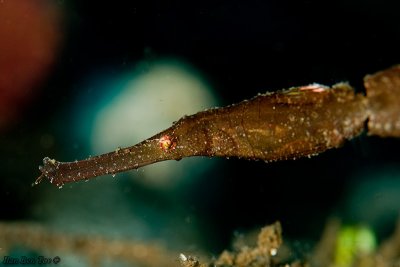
<box><xmin>299</xmin><ymin>83</ymin><xmax>328</xmax><ymax>92</ymax></box>
<box><xmin>179</xmin><ymin>253</ymin><xmax>187</xmax><ymax>262</ymax></box>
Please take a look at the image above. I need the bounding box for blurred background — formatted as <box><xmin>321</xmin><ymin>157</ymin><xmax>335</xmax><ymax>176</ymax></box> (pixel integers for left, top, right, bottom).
<box><xmin>1</xmin><ymin>0</ymin><xmax>400</xmax><ymax>266</ymax></box>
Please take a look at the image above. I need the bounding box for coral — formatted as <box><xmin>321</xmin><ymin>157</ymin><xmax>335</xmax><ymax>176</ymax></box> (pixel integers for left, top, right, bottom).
<box><xmin>0</xmin><ymin>222</ymin><xmax>178</xmax><ymax>267</ymax></box>
<box><xmin>179</xmin><ymin>222</ymin><xmax>302</xmax><ymax>267</ymax></box>
<box><xmin>1</xmin><ymin>219</ymin><xmax>400</xmax><ymax>267</ymax></box>
<box><xmin>310</xmin><ymin>218</ymin><xmax>400</xmax><ymax>267</ymax></box>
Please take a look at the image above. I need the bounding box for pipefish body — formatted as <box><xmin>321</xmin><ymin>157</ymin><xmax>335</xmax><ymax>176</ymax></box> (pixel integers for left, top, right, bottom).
<box><xmin>35</xmin><ymin>65</ymin><xmax>400</xmax><ymax>187</ymax></box>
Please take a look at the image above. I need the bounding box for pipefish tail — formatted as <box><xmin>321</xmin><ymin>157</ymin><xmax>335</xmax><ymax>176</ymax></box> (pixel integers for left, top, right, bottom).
<box><xmin>35</xmin><ymin>65</ymin><xmax>400</xmax><ymax>187</ymax></box>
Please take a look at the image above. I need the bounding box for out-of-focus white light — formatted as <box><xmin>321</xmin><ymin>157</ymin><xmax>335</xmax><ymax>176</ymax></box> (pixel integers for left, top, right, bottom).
<box><xmin>90</xmin><ymin>60</ymin><xmax>218</xmax><ymax>189</ymax></box>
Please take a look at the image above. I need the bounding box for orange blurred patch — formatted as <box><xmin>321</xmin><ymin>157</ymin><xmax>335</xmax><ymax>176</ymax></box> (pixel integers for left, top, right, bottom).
<box><xmin>0</xmin><ymin>0</ymin><xmax>62</xmax><ymax>129</ymax></box>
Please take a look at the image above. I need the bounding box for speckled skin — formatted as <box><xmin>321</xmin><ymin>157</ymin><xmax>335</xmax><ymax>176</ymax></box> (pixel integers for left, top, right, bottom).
<box><xmin>365</xmin><ymin>65</ymin><xmax>400</xmax><ymax>137</ymax></box>
<box><xmin>36</xmin><ymin>66</ymin><xmax>400</xmax><ymax>187</ymax></box>
<box><xmin>170</xmin><ymin>83</ymin><xmax>367</xmax><ymax>161</ymax></box>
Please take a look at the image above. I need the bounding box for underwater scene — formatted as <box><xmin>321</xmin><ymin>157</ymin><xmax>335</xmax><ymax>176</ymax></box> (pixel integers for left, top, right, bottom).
<box><xmin>1</xmin><ymin>1</ymin><xmax>400</xmax><ymax>266</ymax></box>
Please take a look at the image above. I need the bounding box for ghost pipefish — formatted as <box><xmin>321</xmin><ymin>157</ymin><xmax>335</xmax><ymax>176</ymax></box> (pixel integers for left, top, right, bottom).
<box><xmin>35</xmin><ymin>65</ymin><xmax>400</xmax><ymax>188</ymax></box>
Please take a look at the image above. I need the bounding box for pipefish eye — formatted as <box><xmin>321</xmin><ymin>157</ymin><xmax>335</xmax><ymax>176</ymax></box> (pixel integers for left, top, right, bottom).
<box><xmin>159</xmin><ymin>135</ymin><xmax>175</xmax><ymax>152</ymax></box>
